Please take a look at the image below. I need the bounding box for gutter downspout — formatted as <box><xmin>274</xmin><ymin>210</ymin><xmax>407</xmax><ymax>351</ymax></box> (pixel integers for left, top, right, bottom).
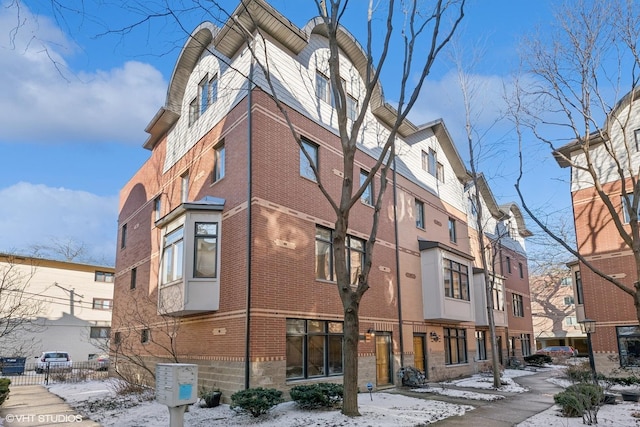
<box><xmin>392</xmin><ymin>142</ymin><xmax>405</xmax><ymax>369</ymax></box>
<box><xmin>244</xmin><ymin>58</ymin><xmax>254</xmax><ymax>390</ymax></box>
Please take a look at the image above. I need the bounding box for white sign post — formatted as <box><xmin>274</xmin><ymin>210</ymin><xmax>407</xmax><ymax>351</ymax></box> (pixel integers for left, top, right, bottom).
<box><xmin>156</xmin><ymin>363</ymin><xmax>198</xmax><ymax>427</ymax></box>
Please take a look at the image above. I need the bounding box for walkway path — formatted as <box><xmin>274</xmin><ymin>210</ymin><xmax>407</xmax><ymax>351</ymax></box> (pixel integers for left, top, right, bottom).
<box><xmin>395</xmin><ymin>369</ymin><xmax>565</xmax><ymax>426</ymax></box>
<box><xmin>0</xmin><ymin>385</ymin><xmax>101</xmax><ymax>427</ymax></box>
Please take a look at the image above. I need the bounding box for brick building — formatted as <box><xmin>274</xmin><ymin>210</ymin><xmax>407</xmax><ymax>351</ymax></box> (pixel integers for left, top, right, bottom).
<box><xmin>112</xmin><ymin>0</ymin><xmax>534</xmax><ymax>397</ymax></box>
<box><xmin>555</xmin><ymin>89</ymin><xmax>640</xmax><ymax>375</ymax></box>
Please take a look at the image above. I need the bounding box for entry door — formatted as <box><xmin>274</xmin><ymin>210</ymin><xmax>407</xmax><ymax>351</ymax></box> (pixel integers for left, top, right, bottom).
<box><xmin>413</xmin><ymin>334</ymin><xmax>427</xmax><ymax>376</ymax></box>
<box><xmin>375</xmin><ymin>333</ymin><xmax>392</xmax><ymax>386</ymax></box>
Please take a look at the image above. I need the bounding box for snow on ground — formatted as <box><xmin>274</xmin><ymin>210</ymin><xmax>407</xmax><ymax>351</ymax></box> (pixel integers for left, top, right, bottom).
<box><xmin>49</xmin><ymin>378</ymin><xmax>473</xmax><ymax>427</ymax></box>
<box><xmin>444</xmin><ymin>368</ymin><xmax>535</xmax><ymax>393</ymax></box>
<box><xmin>42</xmin><ymin>366</ymin><xmax>640</xmax><ymax>427</ymax></box>
<box><xmin>410</xmin><ymin>386</ymin><xmax>505</xmax><ymax>401</ymax></box>
<box><xmin>516</xmin><ymin>402</ymin><xmax>640</xmax><ymax>426</ymax></box>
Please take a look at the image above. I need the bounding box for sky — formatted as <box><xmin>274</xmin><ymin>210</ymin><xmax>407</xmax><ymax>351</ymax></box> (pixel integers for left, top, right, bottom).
<box><xmin>0</xmin><ymin>0</ymin><xmax>567</xmax><ymax>266</ymax></box>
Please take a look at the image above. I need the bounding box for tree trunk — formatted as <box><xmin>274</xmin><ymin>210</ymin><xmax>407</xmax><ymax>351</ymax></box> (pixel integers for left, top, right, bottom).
<box><xmin>341</xmin><ymin>300</ymin><xmax>360</xmax><ymax>416</ymax></box>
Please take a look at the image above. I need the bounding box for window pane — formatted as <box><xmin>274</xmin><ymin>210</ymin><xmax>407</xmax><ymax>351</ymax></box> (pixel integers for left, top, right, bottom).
<box><xmin>328</xmin><ymin>322</ymin><xmax>343</xmax><ymax>333</ymax></box>
<box><xmin>196</xmin><ymin>223</ymin><xmax>217</xmax><ymax>235</ymax></box>
<box><xmin>315</xmin><ymin>240</ymin><xmax>332</xmax><ymax>280</ymax></box>
<box><xmin>286</xmin><ymin>335</ymin><xmax>304</xmax><ymax>378</ymax></box>
<box><xmin>350</xmin><ymin>249</ymin><xmax>362</xmax><ymax>284</ymax></box>
<box><xmin>214</xmin><ymin>145</ymin><xmax>225</xmax><ymax>182</ymax></box>
<box><xmin>328</xmin><ymin>335</ymin><xmax>343</xmax><ymax>374</ymax></box>
<box><xmin>308</xmin><ymin>320</ymin><xmax>323</xmax><ymax>333</ymax></box>
<box><xmin>307</xmin><ymin>335</ymin><xmax>325</xmax><ymax>377</ymax></box>
<box><xmin>194</xmin><ymin>237</ymin><xmax>217</xmax><ymax>277</ymax></box>
<box><xmin>286</xmin><ymin>319</ymin><xmax>305</xmax><ymax>334</ymax></box>
<box><xmin>300</xmin><ymin>140</ymin><xmax>318</xmax><ymax>180</ymax></box>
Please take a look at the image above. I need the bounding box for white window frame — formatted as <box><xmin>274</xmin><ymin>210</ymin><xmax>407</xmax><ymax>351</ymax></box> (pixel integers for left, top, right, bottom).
<box><xmin>300</xmin><ymin>138</ymin><xmax>319</xmax><ymax>181</ymax></box>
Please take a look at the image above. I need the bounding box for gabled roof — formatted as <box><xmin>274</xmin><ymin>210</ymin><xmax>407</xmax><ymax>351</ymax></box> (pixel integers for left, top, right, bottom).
<box><xmin>143</xmin><ymin>0</ymin><xmax>423</xmax><ymax>150</ymax></box>
<box><xmin>474</xmin><ymin>173</ymin><xmax>505</xmax><ymax>220</ymax></box>
<box><xmin>553</xmin><ymin>88</ymin><xmax>640</xmax><ymax>168</ymax></box>
<box><xmin>499</xmin><ymin>203</ymin><xmax>533</xmax><ymax>237</ymax></box>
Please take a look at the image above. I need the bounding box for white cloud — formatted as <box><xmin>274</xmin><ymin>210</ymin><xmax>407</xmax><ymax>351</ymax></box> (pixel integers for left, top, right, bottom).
<box><xmin>0</xmin><ymin>182</ymin><xmax>118</xmax><ymax>264</ymax></box>
<box><xmin>0</xmin><ymin>3</ymin><xmax>166</xmax><ymax>144</ymax></box>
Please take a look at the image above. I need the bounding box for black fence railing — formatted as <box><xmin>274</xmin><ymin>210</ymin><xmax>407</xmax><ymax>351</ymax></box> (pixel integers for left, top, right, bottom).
<box><xmin>0</xmin><ymin>361</ymin><xmax>109</xmax><ymax>386</ymax></box>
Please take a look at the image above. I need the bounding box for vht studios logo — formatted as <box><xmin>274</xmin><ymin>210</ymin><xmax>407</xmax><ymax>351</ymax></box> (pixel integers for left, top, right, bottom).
<box><xmin>4</xmin><ymin>414</ymin><xmax>83</xmax><ymax>423</ymax></box>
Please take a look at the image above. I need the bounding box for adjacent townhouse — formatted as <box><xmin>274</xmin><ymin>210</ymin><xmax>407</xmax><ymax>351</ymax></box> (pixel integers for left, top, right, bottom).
<box><xmin>112</xmin><ymin>0</ymin><xmax>534</xmax><ymax>397</ymax></box>
<box><xmin>0</xmin><ymin>253</ymin><xmax>114</xmax><ymax>362</ymax></box>
<box><xmin>555</xmin><ymin>89</ymin><xmax>640</xmax><ymax>374</ymax></box>
<box><xmin>529</xmin><ymin>267</ymin><xmax>585</xmax><ymax>353</ymax></box>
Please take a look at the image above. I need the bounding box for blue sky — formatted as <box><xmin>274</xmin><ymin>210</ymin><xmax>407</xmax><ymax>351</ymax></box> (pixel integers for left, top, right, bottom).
<box><xmin>0</xmin><ymin>0</ymin><xmax>565</xmax><ymax>265</ymax></box>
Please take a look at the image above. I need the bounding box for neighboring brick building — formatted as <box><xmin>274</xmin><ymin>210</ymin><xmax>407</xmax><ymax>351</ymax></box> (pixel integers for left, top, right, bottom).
<box><xmin>112</xmin><ymin>0</ymin><xmax>534</xmax><ymax>397</ymax></box>
<box><xmin>555</xmin><ymin>89</ymin><xmax>640</xmax><ymax>375</ymax></box>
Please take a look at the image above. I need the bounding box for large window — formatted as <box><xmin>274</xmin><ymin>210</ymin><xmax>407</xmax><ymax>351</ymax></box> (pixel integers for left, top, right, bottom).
<box><xmin>286</xmin><ymin>319</ymin><xmax>343</xmax><ymax>379</ymax></box>
<box><xmin>347</xmin><ymin>94</ymin><xmax>358</xmax><ymax>121</ymax></box>
<box><xmin>316</xmin><ymin>71</ymin><xmax>331</xmax><ymax>104</ymax></box>
<box><xmin>444</xmin><ymin>327</ymin><xmax>467</xmax><ymax>365</ymax></box>
<box><xmin>476</xmin><ymin>330</ymin><xmax>487</xmax><ymax>361</ymax></box>
<box><xmin>90</xmin><ymin>327</ymin><xmax>110</xmax><ymax>339</ymax></box>
<box><xmin>427</xmin><ymin>148</ymin><xmax>437</xmax><ymax>176</ymax></box>
<box><xmin>194</xmin><ymin>222</ymin><xmax>218</xmax><ymax>278</ymax></box>
<box><xmin>443</xmin><ymin>259</ymin><xmax>469</xmax><ymax>300</ymax></box>
<box><xmin>300</xmin><ymin>138</ymin><xmax>318</xmax><ymax>181</ymax></box>
<box><xmin>121</xmin><ymin>224</ymin><xmax>127</xmax><ymax>249</ymax></box>
<box><xmin>521</xmin><ymin>334</ymin><xmax>532</xmax><ymax>356</ymax></box>
<box><xmin>436</xmin><ymin>162</ymin><xmax>445</xmax><ymax>183</ymax></box>
<box><xmin>315</xmin><ymin>226</ymin><xmax>365</xmax><ymax>284</ymax></box>
<box><xmin>622</xmin><ymin>194</ymin><xmax>640</xmax><ymax>224</ymax></box>
<box><xmin>448</xmin><ymin>218</ymin><xmax>457</xmax><ymax>243</ymax></box>
<box><xmin>198</xmin><ymin>74</ymin><xmax>218</xmax><ymax>116</ymax></box>
<box><xmin>360</xmin><ymin>170</ymin><xmax>373</xmax><ymax>205</ymax></box>
<box><xmin>161</xmin><ymin>226</ymin><xmax>184</xmax><ymax>284</ymax></box>
<box><xmin>181</xmin><ymin>172</ymin><xmax>189</xmax><ymax>203</ymax></box>
<box><xmin>213</xmin><ymin>144</ymin><xmax>225</xmax><ymax>183</ymax></box>
<box><xmin>575</xmin><ymin>270</ymin><xmax>584</xmax><ymax>304</ymax></box>
<box><xmin>518</xmin><ymin>262</ymin><xmax>524</xmax><ymax>279</ymax></box>
<box><xmin>154</xmin><ymin>196</ymin><xmax>162</xmax><ymax>221</ymax></box>
<box><xmin>95</xmin><ymin>271</ymin><xmax>114</xmax><ymax>283</ymax></box>
<box><xmin>189</xmin><ymin>98</ymin><xmax>198</xmax><ymax>126</ymax></box>
<box><xmin>492</xmin><ymin>280</ymin><xmax>504</xmax><ymax>310</ymax></box>
<box><xmin>415</xmin><ymin>199</ymin><xmax>425</xmax><ymax>229</ymax></box>
<box><xmin>512</xmin><ymin>293</ymin><xmax>524</xmax><ymax>317</ymax></box>
<box><xmin>130</xmin><ymin>267</ymin><xmax>137</xmax><ymax>290</ymax></box>
<box><xmin>92</xmin><ymin>298</ymin><xmax>112</xmax><ymax>310</ymax></box>
<box><xmin>617</xmin><ymin>326</ymin><xmax>640</xmax><ymax>367</ymax></box>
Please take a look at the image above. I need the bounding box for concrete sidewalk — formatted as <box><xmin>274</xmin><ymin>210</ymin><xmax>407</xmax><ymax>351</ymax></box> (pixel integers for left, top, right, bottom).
<box><xmin>0</xmin><ymin>385</ymin><xmax>100</xmax><ymax>427</ymax></box>
<box><xmin>394</xmin><ymin>369</ymin><xmax>565</xmax><ymax>426</ymax></box>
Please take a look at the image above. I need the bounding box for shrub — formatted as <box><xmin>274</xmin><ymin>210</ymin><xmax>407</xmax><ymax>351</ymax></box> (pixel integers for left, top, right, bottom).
<box><xmin>565</xmin><ymin>363</ymin><xmax>593</xmax><ymax>383</ymax></box>
<box><xmin>230</xmin><ymin>387</ymin><xmax>283</xmax><ymax>417</ymax></box>
<box><xmin>0</xmin><ymin>378</ymin><xmax>10</xmax><ymax>406</ymax></box>
<box><xmin>554</xmin><ymin>383</ymin><xmax>603</xmax><ymax>423</ymax></box>
<box><xmin>199</xmin><ymin>387</ymin><xmax>222</xmax><ymax>408</ymax></box>
<box><xmin>290</xmin><ymin>383</ymin><xmax>343</xmax><ymax>409</ymax></box>
<box><xmin>523</xmin><ymin>354</ymin><xmax>552</xmax><ymax>366</ymax></box>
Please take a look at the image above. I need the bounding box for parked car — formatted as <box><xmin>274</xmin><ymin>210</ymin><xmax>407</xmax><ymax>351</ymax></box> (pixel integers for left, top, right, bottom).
<box><xmin>89</xmin><ymin>354</ymin><xmax>110</xmax><ymax>371</ymax></box>
<box><xmin>35</xmin><ymin>351</ymin><xmax>72</xmax><ymax>373</ymax></box>
<box><xmin>536</xmin><ymin>345</ymin><xmax>578</xmax><ymax>357</ymax></box>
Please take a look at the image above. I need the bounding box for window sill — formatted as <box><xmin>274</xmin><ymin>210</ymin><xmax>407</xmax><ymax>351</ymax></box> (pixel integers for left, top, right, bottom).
<box><xmin>360</xmin><ymin>200</ymin><xmax>374</xmax><ymax>208</ymax></box>
<box><xmin>286</xmin><ymin>375</ymin><xmax>343</xmax><ymax>384</ymax></box>
<box><xmin>210</xmin><ymin>176</ymin><xmax>225</xmax><ymax>187</ymax></box>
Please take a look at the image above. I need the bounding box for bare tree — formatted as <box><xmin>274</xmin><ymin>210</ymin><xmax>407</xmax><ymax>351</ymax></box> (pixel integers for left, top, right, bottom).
<box><xmin>13</xmin><ymin>0</ymin><xmax>465</xmax><ymax>416</ymax></box>
<box><xmin>510</xmin><ymin>0</ymin><xmax>640</xmax><ymax>323</ymax></box>
<box><xmin>0</xmin><ymin>254</ymin><xmax>46</xmax><ymax>356</ymax></box>
<box><xmin>450</xmin><ymin>39</ymin><xmax>503</xmax><ymax>387</ymax></box>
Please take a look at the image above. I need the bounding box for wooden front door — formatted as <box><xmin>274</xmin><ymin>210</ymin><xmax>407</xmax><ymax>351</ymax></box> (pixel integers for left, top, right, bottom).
<box><xmin>375</xmin><ymin>333</ymin><xmax>392</xmax><ymax>385</ymax></box>
<box><xmin>413</xmin><ymin>334</ymin><xmax>427</xmax><ymax>375</ymax></box>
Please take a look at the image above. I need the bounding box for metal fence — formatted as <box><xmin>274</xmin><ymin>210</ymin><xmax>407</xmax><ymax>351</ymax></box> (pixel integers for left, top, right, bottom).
<box><xmin>0</xmin><ymin>361</ymin><xmax>109</xmax><ymax>386</ymax></box>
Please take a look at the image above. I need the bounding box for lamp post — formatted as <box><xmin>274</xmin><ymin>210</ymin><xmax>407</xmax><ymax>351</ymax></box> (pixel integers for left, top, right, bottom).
<box><xmin>579</xmin><ymin>318</ymin><xmax>597</xmax><ymax>383</ymax></box>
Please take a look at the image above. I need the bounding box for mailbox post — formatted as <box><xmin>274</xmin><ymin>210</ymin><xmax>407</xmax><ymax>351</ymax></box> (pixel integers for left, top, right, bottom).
<box><xmin>156</xmin><ymin>363</ymin><xmax>198</xmax><ymax>427</ymax></box>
